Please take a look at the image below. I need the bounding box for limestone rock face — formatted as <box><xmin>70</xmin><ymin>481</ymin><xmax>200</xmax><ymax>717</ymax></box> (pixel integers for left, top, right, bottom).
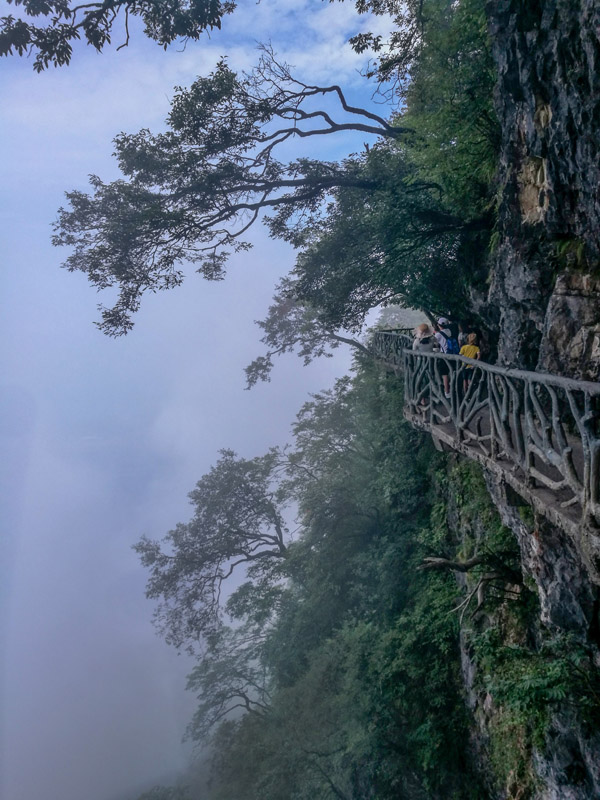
<box><xmin>484</xmin><ymin>477</ymin><xmax>597</xmax><ymax>638</ymax></box>
<box><xmin>539</xmin><ymin>271</ymin><xmax>600</xmax><ymax>380</ymax></box>
<box><xmin>532</xmin><ymin>711</ymin><xmax>600</xmax><ymax>800</ymax></box>
<box><xmin>485</xmin><ymin>0</ymin><xmax>600</xmax><ymax>375</ymax></box>
<box><xmin>463</xmin><ymin>4</ymin><xmax>600</xmax><ymax>796</ymax></box>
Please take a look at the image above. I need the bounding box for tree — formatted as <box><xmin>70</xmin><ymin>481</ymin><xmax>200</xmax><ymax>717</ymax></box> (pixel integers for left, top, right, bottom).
<box><xmin>245</xmin><ymin>140</ymin><xmax>492</xmax><ymax>385</ymax></box>
<box><xmin>185</xmin><ymin>574</ymin><xmax>289</xmax><ymax>740</ymax></box>
<box><xmin>244</xmin><ymin>277</ymin><xmax>375</xmax><ymax>388</ymax></box>
<box><xmin>133</xmin><ymin>448</ymin><xmax>290</xmax><ymax>653</ymax></box>
<box><xmin>50</xmin><ymin>1</ymin><xmax>498</xmax><ymax>341</ymax></box>
<box><xmin>243</xmin><ymin>0</ymin><xmax>499</xmax><ymax>383</ymax></box>
<box><xmin>136</xmin><ymin>357</ymin><xmax>508</xmax><ymax>797</ymax></box>
<box><xmin>0</xmin><ymin>0</ymin><xmax>234</xmax><ymax>71</ymax></box>
<box><xmin>185</xmin><ymin>623</ymin><xmax>272</xmax><ymax>741</ymax></box>
<box><xmin>349</xmin><ymin>0</ymin><xmax>431</xmax><ymax>90</ymax></box>
<box><xmin>35</xmin><ymin>0</ymin><xmax>498</xmax><ymax>348</ymax></box>
<box><xmin>52</xmin><ymin>47</ymin><xmax>416</xmax><ymax>336</ymax></box>
<box><xmin>184</xmin><ymin>362</ymin><xmax>483</xmax><ymax>799</ymax></box>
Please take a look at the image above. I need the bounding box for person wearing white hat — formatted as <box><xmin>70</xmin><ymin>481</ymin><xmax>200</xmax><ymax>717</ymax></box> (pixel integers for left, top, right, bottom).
<box><xmin>412</xmin><ymin>323</ymin><xmax>439</xmax><ymax>352</ymax></box>
<box><xmin>434</xmin><ymin>318</ymin><xmax>454</xmax><ymax>399</ymax></box>
<box><xmin>434</xmin><ymin>317</ymin><xmax>451</xmax><ymax>353</ymax></box>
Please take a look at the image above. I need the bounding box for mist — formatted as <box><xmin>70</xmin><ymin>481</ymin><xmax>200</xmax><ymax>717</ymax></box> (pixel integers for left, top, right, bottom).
<box><xmin>0</xmin><ymin>1</ymin><xmax>380</xmax><ymax>797</ymax></box>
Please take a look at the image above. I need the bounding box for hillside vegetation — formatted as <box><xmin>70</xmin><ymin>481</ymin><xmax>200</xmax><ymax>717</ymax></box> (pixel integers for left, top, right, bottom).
<box><xmin>134</xmin><ymin>1</ymin><xmax>600</xmax><ymax>797</ymax></box>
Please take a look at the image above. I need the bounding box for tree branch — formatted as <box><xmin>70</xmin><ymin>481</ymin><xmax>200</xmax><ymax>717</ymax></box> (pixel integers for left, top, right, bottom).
<box><xmin>419</xmin><ymin>555</ymin><xmax>486</xmax><ymax>572</ymax></box>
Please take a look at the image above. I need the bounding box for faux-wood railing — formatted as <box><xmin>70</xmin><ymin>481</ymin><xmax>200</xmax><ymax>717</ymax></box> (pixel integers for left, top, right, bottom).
<box><xmin>372</xmin><ymin>331</ymin><xmax>600</xmax><ymax>535</ymax></box>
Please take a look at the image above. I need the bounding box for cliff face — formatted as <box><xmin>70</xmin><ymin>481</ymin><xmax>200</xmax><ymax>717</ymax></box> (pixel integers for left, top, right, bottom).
<box><xmin>485</xmin><ymin>475</ymin><xmax>600</xmax><ymax>799</ymax></box>
<box><xmin>440</xmin><ymin>458</ymin><xmax>600</xmax><ymax>800</ymax></box>
<box><xmin>457</xmin><ymin>4</ymin><xmax>600</xmax><ymax>797</ymax></box>
<box><xmin>485</xmin><ymin>0</ymin><xmax>600</xmax><ymax>378</ymax></box>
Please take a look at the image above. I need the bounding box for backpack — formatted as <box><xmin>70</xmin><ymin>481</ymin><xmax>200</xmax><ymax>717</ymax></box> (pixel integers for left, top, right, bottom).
<box><xmin>445</xmin><ymin>336</ymin><xmax>460</xmax><ymax>355</ymax></box>
<box><xmin>440</xmin><ymin>328</ymin><xmax>460</xmax><ymax>355</ymax></box>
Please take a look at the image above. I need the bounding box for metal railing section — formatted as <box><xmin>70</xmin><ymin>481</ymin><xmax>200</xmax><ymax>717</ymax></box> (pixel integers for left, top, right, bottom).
<box><xmin>372</xmin><ymin>332</ymin><xmax>600</xmax><ymax>529</ymax></box>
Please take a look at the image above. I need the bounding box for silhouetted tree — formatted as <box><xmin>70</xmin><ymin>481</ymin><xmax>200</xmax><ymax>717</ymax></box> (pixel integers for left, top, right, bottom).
<box><xmin>134</xmin><ymin>448</ymin><xmax>290</xmax><ymax>652</ymax></box>
<box><xmin>0</xmin><ymin>0</ymin><xmax>234</xmax><ymax>70</ymax></box>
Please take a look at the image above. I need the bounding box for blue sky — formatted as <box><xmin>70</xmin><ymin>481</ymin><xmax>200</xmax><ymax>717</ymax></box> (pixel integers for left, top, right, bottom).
<box><xmin>0</xmin><ymin>3</ymin><xmax>394</xmax><ymax>798</ymax></box>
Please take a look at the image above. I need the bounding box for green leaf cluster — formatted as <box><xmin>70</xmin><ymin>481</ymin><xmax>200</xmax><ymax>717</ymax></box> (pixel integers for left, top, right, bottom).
<box><xmin>1</xmin><ymin>0</ymin><xmax>234</xmax><ymax>71</ymax></box>
<box><xmin>474</xmin><ymin>629</ymin><xmax>600</xmax><ymax>741</ymax></box>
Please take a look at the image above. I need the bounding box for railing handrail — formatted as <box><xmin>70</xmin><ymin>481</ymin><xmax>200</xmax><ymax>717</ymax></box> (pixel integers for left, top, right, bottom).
<box><xmin>373</xmin><ymin>331</ymin><xmax>600</xmax><ymax>394</ymax></box>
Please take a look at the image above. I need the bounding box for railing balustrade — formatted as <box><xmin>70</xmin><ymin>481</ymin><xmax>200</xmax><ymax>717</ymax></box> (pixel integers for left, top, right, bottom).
<box><xmin>371</xmin><ymin>331</ymin><xmax>413</xmax><ymax>361</ymax></box>
<box><xmin>372</xmin><ymin>331</ymin><xmax>600</xmax><ymax>531</ymax></box>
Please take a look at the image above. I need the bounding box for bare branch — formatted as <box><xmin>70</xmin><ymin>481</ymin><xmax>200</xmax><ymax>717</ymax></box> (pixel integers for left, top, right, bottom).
<box><xmin>419</xmin><ymin>555</ymin><xmax>486</xmax><ymax>572</ymax></box>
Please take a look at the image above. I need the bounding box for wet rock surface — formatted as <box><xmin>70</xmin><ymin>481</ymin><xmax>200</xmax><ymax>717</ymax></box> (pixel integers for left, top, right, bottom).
<box><xmin>539</xmin><ymin>271</ymin><xmax>600</xmax><ymax>381</ymax></box>
<box><xmin>533</xmin><ymin>710</ymin><xmax>600</xmax><ymax>800</ymax></box>
<box><xmin>484</xmin><ymin>476</ymin><xmax>597</xmax><ymax>639</ymax></box>
<box><xmin>480</xmin><ymin>8</ymin><xmax>600</xmax><ymax>790</ymax></box>
<box><xmin>485</xmin><ymin>0</ymin><xmax>600</xmax><ymax>374</ymax></box>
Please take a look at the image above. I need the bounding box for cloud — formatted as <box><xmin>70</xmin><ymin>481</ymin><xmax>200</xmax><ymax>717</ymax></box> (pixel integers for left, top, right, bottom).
<box><xmin>1</xmin><ymin>2</ymin><xmax>383</xmax><ymax>799</ymax></box>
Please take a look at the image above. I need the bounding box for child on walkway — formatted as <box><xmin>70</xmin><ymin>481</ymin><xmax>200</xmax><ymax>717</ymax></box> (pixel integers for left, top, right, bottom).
<box><xmin>459</xmin><ymin>332</ymin><xmax>481</xmax><ymax>392</ymax></box>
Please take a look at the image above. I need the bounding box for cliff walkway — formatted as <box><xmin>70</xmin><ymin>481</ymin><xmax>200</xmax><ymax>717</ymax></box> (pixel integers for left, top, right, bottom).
<box><xmin>372</xmin><ymin>331</ymin><xmax>600</xmax><ymax>536</ymax></box>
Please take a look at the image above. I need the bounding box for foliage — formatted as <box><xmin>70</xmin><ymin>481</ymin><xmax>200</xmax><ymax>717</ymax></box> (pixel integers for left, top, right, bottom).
<box><xmin>0</xmin><ymin>0</ymin><xmax>234</xmax><ymax>70</ymax></box>
<box><xmin>138</xmin><ymin>361</ymin><xmax>497</xmax><ymax>798</ymax></box>
<box><xmin>289</xmin><ymin>144</ymin><xmax>486</xmax><ymax>314</ymax></box>
<box><xmin>244</xmin><ymin>0</ymin><xmax>498</xmax><ymax>382</ymax></box>
<box><xmin>452</xmin><ymin>464</ymin><xmax>600</xmax><ymax>794</ymax></box>
<box><xmin>399</xmin><ymin>0</ymin><xmax>500</xmax><ymax>217</ymax></box>
<box><xmin>246</xmin><ymin>149</ymin><xmax>492</xmax><ymax>383</ymax></box>
<box><xmin>120</xmin><ymin>1</ymin><xmax>593</xmax><ymax>793</ymax></box>
<box><xmin>52</xmin><ymin>0</ymin><xmax>498</xmax><ymax>343</ymax></box>
<box><xmin>469</xmin><ymin>627</ymin><xmax>600</xmax><ymax>796</ymax></box>
<box><xmin>244</xmin><ymin>277</ymin><xmax>374</xmax><ymax>388</ymax></box>
<box><xmin>52</xmin><ymin>48</ymin><xmax>410</xmax><ymax>335</ymax></box>
<box><xmin>185</xmin><ymin>622</ymin><xmax>271</xmax><ymax>741</ymax></box>
<box><xmin>133</xmin><ymin>448</ymin><xmax>290</xmax><ymax>653</ymax></box>
<box><xmin>135</xmin><ymin>353</ymin><xmax>600</xmax><ymax>798</ymax></box>
<box><xmin>350</xmin><ymin>0</ymin><xmax>439</xmax><ymax>90</ymax></box>
<box><xmin>475</xmin><ymin>630</ymin><xmax>600</xmax><ymax>740</ymax></box>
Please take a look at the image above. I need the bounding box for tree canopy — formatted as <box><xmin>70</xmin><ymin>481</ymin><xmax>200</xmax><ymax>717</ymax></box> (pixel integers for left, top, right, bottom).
<box><xmin>134</xmin><ymin>448</ymin><xmax>290</xmax><ymax>652</ymax></box>
<box><xmin>0</xmin><ymin>0</ymin><xmax>234</xmax><ymax>70</ymax></box>
<box><xmin>52</xmin><ymin>0</ymin><xmax>499</xmax><ymax>359</ymax></box>
<box><xmin>245</xmin><ymin>0</ymin><xmax>499</xmax><ymax>382</ymax></box>
<box><xmin>53</xmin><ymin>47</ymin><xmax>414</xmax><ymax>336</ymax></box>
<box><xmin>136</xmin><ymin>356</ymin><xmax>600</xmax><ymax>799</ymax></box>
<box><xmin>0</xmin><ymin>0</ymin><xmax>426</xmax><ymax>73</ymax></box>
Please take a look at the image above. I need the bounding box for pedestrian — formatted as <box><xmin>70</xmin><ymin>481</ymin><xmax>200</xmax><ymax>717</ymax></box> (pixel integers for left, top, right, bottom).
<box><xmin>412</xmin><ymin>323</ymin><xmax>439</xmax><ymax>352</ymax></box>
<box><xmin>434</xmin><ymin>318</ymin><xmax>460</xmax><ymax>355</ymax></box>
<box><xmin>459</xmin><ymin>332</ymin><xmax>481</xmax><ymax>392</ymax></box>
<box><xmin>434</xmin><ymin>317</ymin><xmax>461</xmax><ymax>399</ymax></box>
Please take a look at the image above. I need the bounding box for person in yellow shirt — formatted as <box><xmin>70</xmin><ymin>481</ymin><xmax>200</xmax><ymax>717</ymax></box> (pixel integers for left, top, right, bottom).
<box><xmin>459</xmin><ymin>332</ymin><xmax>481</xmax><ymax>392</ymax></box>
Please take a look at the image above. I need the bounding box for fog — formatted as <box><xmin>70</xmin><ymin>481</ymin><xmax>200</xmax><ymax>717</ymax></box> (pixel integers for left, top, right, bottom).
<box><xmin>0</xmin><ymin>2</ymin><xmax>390</xmax><ymax>798</ymax></box>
